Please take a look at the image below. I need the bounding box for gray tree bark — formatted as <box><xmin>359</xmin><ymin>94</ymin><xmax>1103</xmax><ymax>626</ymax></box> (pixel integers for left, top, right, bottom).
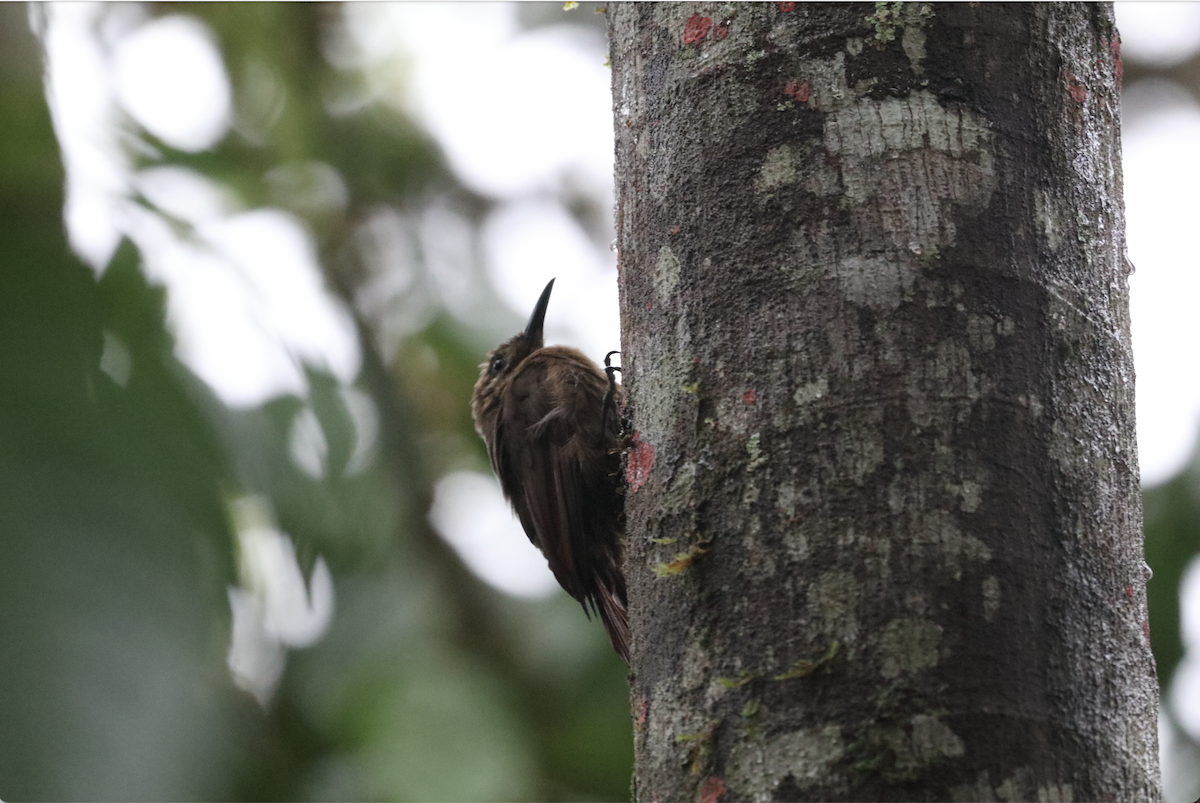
<box><xmin>608</xmin><ymin>3</ymin><xmax>1159</xmax><ymax>801</ymax></box>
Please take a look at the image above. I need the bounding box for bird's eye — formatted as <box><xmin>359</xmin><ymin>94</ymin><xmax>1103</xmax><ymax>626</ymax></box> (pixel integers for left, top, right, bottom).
<box><xmin>490</xmin><ymin>355</ymin><xmax>505</xmax><ymax>373</ymax></box>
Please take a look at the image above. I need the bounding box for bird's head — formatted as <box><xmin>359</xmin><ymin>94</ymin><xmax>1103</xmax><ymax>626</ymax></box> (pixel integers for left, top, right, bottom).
<box><xmin>470</xmin><ymin>278</ymin><xmax>554</xmax><ymax>436</ymax></box>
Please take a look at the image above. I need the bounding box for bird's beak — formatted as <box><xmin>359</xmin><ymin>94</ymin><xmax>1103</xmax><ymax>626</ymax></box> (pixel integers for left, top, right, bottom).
<box><xmin>524</xmin><ymin>278</ymin><xmax>554</xmax><ymax>346</ymax></box>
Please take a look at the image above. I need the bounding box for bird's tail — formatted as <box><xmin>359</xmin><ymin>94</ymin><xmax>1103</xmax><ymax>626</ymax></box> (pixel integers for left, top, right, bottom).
<box><xmin>597</xmin><ymin>584</ymin><xmax>631</xmax><ymax>664</ymax></box>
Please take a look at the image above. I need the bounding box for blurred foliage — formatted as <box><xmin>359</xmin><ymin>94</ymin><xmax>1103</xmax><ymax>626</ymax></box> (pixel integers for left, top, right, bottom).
<box><xmin>1145</xmin><ymin>444</ymin><xmax>1200</xmax><ymax>800</ymax></box>
<box><xmin>1145</xmin><ymin>449</ymin><xmax>1200</xmax><ymax>687</ymax></box>
<box><xmin>0</xmin><ymin>2</ymin><xmax>630</xmax><ymax>800</ymax></box>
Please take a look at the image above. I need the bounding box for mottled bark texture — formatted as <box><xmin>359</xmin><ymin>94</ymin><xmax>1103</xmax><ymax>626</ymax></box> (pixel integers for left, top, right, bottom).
<box><xmin>609</xmin><ymin>4</ymin><xmax>1159</xmax><ymax>801</ymax></box>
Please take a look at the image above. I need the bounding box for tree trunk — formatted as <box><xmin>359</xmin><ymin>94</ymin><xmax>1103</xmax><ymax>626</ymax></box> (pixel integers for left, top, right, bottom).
<box><xmin>608</xmin><ymin>3</ymin><xmax>1159</xmax><ymax>800</ymax></box>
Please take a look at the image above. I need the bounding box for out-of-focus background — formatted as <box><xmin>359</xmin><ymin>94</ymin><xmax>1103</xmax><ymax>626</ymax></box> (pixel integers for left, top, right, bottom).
<box><xmin>0</xmin><ymin>2</ymin><xmax>1199</xmax><ymax>799</ymax></box>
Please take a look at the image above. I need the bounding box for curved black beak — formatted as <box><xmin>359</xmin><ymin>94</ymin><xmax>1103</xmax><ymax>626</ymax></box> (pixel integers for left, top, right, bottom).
<box><xmin>524</xmin><ymin>278</ymin><xmax>555</xmax><ymax>346</ymax></box>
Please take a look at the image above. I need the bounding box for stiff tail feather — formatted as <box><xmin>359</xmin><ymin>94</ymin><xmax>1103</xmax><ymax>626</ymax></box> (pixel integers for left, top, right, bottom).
<box><xmin>597</xmin><ymin>584</ymin><xmax>630</xmax><ymax>663</ymax></box>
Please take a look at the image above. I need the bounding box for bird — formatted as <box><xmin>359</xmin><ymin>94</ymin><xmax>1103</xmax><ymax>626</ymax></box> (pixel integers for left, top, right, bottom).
<box><xmin>470</xmin><ymin>278</ymin><xmax>629</xmax><ymax>662</ymax></box>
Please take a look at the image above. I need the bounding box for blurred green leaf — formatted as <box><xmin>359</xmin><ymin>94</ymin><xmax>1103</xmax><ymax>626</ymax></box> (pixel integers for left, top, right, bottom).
<box><xmin>1144</xmin><ymin>452</ymin><xmax>1200</xmax><ymax>686</ymax></box>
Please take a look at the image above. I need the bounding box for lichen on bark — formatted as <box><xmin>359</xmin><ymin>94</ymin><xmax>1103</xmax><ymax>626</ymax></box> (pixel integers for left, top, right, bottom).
<box><xmin>611</xmin><ymin>3</ymin><xmax>1158</xmax><ymax>801</ymax></box>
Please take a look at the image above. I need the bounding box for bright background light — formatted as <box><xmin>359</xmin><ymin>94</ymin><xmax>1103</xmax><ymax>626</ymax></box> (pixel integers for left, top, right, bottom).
<box><xmin>1124</xmin><ymin>90</ymin><xmax>1200</xmax><ymax>486</ymax></box>
<box><xmin>1118</xmin><ymin>3</ymin><xmax>1200</xmax><ymax>489</ymax></box>
<box><xmin>1117</xmin><ymin>1</ymin><xmax>1200</xmax><ymax>67</ymax></box>
<box><xmin>429</xmin><ymin>471</ymin><xmax>560</xmax><ymax>599</ymax></box>
<box><xmin>112</xmin><ymin>14</ymin><xmax>231</xmax><ymax>151</ymax></box>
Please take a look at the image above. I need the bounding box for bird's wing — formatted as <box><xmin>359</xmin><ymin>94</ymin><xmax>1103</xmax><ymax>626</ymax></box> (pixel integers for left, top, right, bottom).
<box><xmin>495</xmin><ymin>359</ymin><xmax>582</xmax><ymax>597</ymax></box>
<box><xmin>506</xmin><ymin>356</ymin><xmax>609</xmax><ymax>602</ymax></box>
<box><xmin>496</xmin><ymin>352</ymin><xmax>629</xmax><ymax>659</ymax></box>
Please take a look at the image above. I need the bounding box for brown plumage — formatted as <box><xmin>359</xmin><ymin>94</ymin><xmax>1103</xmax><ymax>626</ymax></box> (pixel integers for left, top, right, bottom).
<box><xmin>470</xmin><ymin>279</ymin><xmax>629</xmax><ymax>662</ymax></box>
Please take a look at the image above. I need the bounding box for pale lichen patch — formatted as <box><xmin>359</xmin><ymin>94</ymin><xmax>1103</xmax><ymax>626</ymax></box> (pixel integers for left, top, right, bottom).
<box><xmin>803</xmin><ymin>151</ymin><xmax>842</xmax><ymax>197</ymax></box>
<box><xmin>1019</xmin><ymin>392</ymin><xmax>1044</xmax><ymax>419</ymax></box>
<box><xmin>838</xmin><ymin>411</ymin><xmax>885</xmax><ymax>483</ymax></box>
<box><xmin>982</xmin><ymin>575</ymin><xmax>1001</xmax><ymax>621</ymax></box>
<box><xmin>662</xmin><ymin>459</ymin><xmax>697</xmax><ymax>514</ymax></box>
<box><xmin>818</xmin><ymin>88</ymin><xmax>996</xmax><ymax>310</ymax></box>
<box><xmin>867</xmin><ymin>2</ymin><xmax>933</xmax><ymax>57</ymax></box>
<box><xmin>803</xmin><ymin>51</ymin><xmax>850</xmax><ymax>112</ymax></box>
<box><xmin>901</xmin><ymin>21</ymin><xmax>927</xmax><ymax>72</ymax></box>
<box><xmin>756</xmin><ymin>144</ymin><xmax>797</xmax><ymax>193</ymax></box>
<box><xmin>654</xmin><ymin>245</ymin><xmax>682</xmax><ymax>303</ymax></box>
<box><xmin>836</xmin><ymin>254</ymin><xmax>916</xmax><ymax>311</ymax></box>
<box><xmin>949</xmin><ymin>772</ymin><xmax>996</xmax><ymax>801</ymax></box>
<box><xmin>878</xmin><ymin>617</ymin><xmax>942</xmax><ymax>678</ymax></box>
<box><xmin>1050</xmin><ymin>416</ymin><xmax>1082</xmax><ymax>478</ymax></box>
<box><xmin>907</xmin><ymin>509</ymin><xmax>991</xmax><ymax>579</ymax></box>
<box><xmin>742</xmin><ymin>514</ymin><xmax>777</xmax><ymax>579</ymax></box>
<box><xmin>785</xmin><ymin>526</ymin><xmax>811</xmax><ymax>563</ymax></box>
<box><xmin>726</xmin><ymin>726</ymin><xmax>844</xmax><ymax>801</ymax></box>
<box><xmin>910</xmin><ymin>713</ymin><xmax>964</xmax><ymax>760</ymax></box>
<box><xmin>794</xmin><ymin>377</ymin><xmax>829</xmax><ymax>406</ymax></box>
<box><xmin>777</xmin><ymin>480</ymin><xmax>799</xmax><ymax>518</ymax></box>
<box><xmin>746</xmin><ymin>432</ymin><xmax>768</xmax><ymax>471</ymax></box>
<box><xmin>949</xmin><ymin>478</ymin><xmax>983</xmax><ymax>512</ymax></box>
<box><xmin>807</xmin><ymin>570</ymin><xmax>861</xmax><ymax>644</ymax></box>
<box><xmin>996</xmin><ymin>771</ymin><xmax>1031</xmax><ymax>801</ymax></box>
<box><xmin>938</xmin><ymin>462</ymin><xmax>991</xmax><ymax>515</ymax></box>
<box><xmin>635</xmin><ymin>312</ymin><xmax>693</xmax><ymax>443</ymax></box>
<box><xmin>635</xmin><ymin>129</ymin><xmax>650</xmax><ymax>160</ymax></box>
<box><xmin>962</xmin><ymin>767</ymin><xmax>1044</xmax><ymax>803</ymax></box>
<box><xmin>681</xmin><ymin>638</ymin><xmax>711</xmax><ymax>692</ymax></box>
<box><xmin>646</xmin><ymin>680</ymin><xmax>717</xmax><ymax>772</ymax></box>
<box><xmin>951</xmin><ymin>768</ymin><xmax>1068</xmax><ymax>802</ymax></box>
<box><xmin>866</xmin><ymin>713</ymin><xmax>965</xmax><ymax>784</ymax></box>
<box><xmin>1037</xmin><ymin>783</ymin><xmax>1075</xmax><ymax>802</ymax></box>
<box><xmin>1036</xmin><ymin>189</ymin><xmax>1063</xmax><ymax>252</ymax></box>
<box><xmin>905</xmin><ymin>339</ymin><xmax>980</xmax><ymax>427</ymax></box>
<box><xmin>967</xmin><ymin>314</ymin><xmax>996</xmax><ymax>352</ymax></box>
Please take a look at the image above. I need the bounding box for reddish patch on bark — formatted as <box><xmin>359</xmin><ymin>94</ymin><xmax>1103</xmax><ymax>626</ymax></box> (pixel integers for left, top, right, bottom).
<box><xmin>627</xmin><ymin>432</ymin><xmax>655</xmax><ymax>492</ymax></box>
<box><xmin>1143</xmin><ymin>619</ymin><xmax>1151</xmax><ymax>642</ymax></box>
<box><xmin>784</xmin><ymin>79</ymin><xmax>810</xmax><ymax>103</ymax></box>
<box><xmin>742</xmin><ymin>389</ymin><xmax>757</xmax><ymax>405</ymax></box>
<box><xmin>683</xmin><ymin>15</ymin><xmax>712</xmax><ymax>44</ymax></box>
<box><xmin>714</xmin><ymin>22</ymin><xmax>729</xmax><ymax>41</ymax></box>
<box><xmin>1066</xmin><ymin>71</ymin><xmax>1088</xmax><ymax>103</ymax></box>
<box><xmin>776</xmin><ymin>2</ymin><xmax>796</xmax><ymax>11</ymax></box>
<box><xmin>646</xmin><ymin>302</ymin><xmax>652</xmax><ymax>310</ymax></box>
<box><xmin>669</xmin><ymin>225</ymin><xmax>681</xmax><ymax>235</ymax></box>
<box><xmin>1111</xmin><ymin>36</ymin><xmax>1123</xmax><ymax>87</ymax></box>
<box><xmin>1125</xmin><ymin>584</ymin><xmax>1134</xmax><ymax>598</ymax></box>
<box><xmin>637</xmin><ymin>694</ymin><xmax>648</xmax><ymax>726</ymax></box>
<box><xmin>700</xmin><ymin>776</ymin><xmax>728</xmax><ymax>803</ymax></box>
